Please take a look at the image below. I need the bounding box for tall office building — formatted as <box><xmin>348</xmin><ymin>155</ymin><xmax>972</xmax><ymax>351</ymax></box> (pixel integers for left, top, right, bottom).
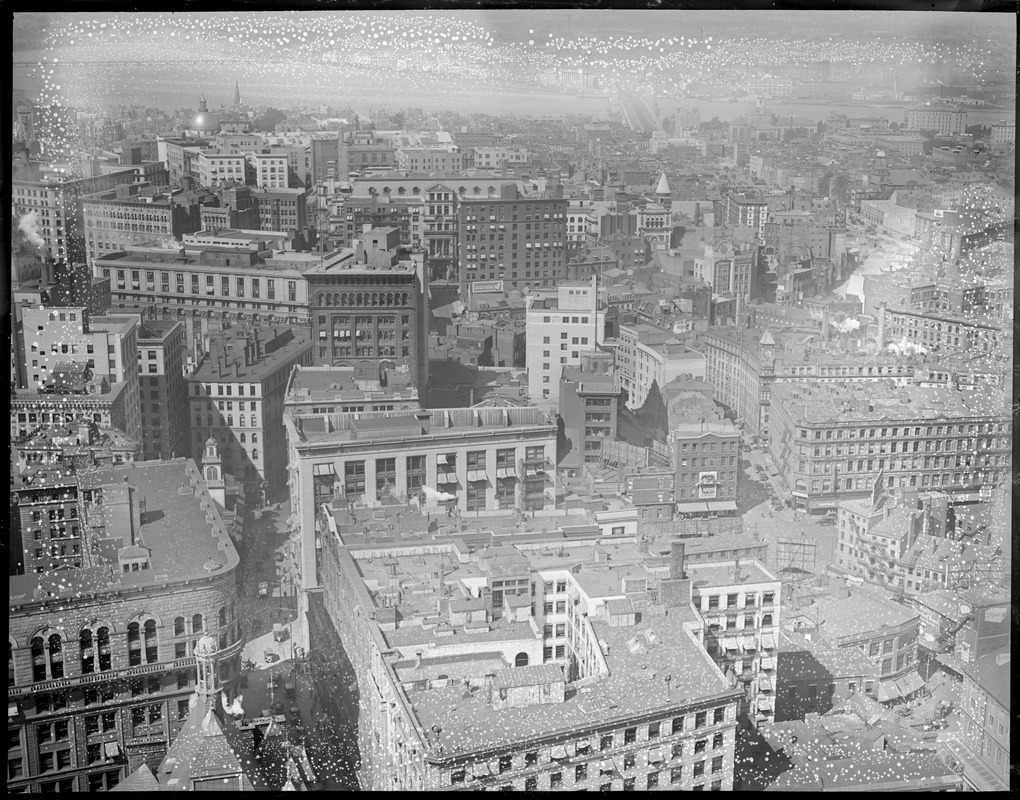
<box><xmin>304</xmin><ymin>227</ymin><xmax>429</xmax><ymax>391</ymax></box>
<box><xmin>526</xmin><ymin>277</ymin><xmax>605</xmax><ymax>407</ymax></box>
<box><xmin>457</xmin><ymin>184</ymin><xmax>569</xmax><ymax>295</ymax></box>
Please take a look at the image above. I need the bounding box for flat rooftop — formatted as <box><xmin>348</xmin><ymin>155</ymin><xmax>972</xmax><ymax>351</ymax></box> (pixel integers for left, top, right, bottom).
<box><xmin>190</xmin><ymin>327</ymin><xmax>311</xmax><ymax>383</ymax></box>
<box><xmin>292</xmin><ymin>406</ymin><xmax>553</xmax><ymax>444</ymax></box>
<box><xmin>803</xmin><ymin>588</ymin><xmax>918</xmax><ymax>643</ymax></box>
<box><xmin>287</xmin><ymin>364</ymin><xmax>416</xmax><ymax>400</ymax></box>
<box><xmin>685</xmin><ymin>560</ymin><xmax>778</xmax><ymax>589</ymax></box>
<box><xmin>9</xmin><ymin>459</ymin><xmax>238</xmax><ymax>605</ymax></box>
<box><xmin>406</xmin><ymin>606</ymin><xmax>729</xmax><ymax>756</ymax></box>
<box><xmin>770</xmin><ymin>380</ymin><xmax>1007</xmax><ymax>424</ymax></box>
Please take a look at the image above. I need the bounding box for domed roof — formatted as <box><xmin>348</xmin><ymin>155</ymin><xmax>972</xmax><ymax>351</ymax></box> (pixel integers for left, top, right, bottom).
<box><xmin>205</xmin><ymin>435</ymin><xmax>218</xmax><ymax>447</ymax></box>
<box><xmin>194</xmin><ymin>635</ymin><xmax>218</xmax><ymax>657</ymax></box>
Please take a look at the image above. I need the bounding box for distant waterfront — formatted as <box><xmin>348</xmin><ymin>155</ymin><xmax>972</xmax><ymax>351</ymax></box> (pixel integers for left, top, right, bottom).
<box><xmin>12</xmin><ymin>48</ymin><xmax>1014</xmax><ymax>125</ymax></box>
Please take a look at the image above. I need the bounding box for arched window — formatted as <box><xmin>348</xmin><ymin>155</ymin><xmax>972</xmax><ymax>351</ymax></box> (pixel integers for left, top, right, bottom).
<box><xmin>412</xmin><ymin>187</ymin><xmax>420</xmax><ymax>195</ymax></box>
<box><xmin>397</xmin><ymin>187</ymin><xmax>406</xmax><ymax>195</ymax></box>
<box><xmin>48</xmin><ymin>633</ymin><xmax>64</xmax><ymax>679</ymax></box>
<box><xmin>252</xmin><ymin>449</ymin><xmax>259</xmax><ymax>460</ymax></box>
<box><xmin>250</xmin><ymin>415</ymin><xmax>257</xmax><ymax>428</ymax></box>
<box><xmin>515</xmin><ymin>652</ymin><xmax>529</xmax><ymax>667</ymax></box>
<box><xmin>31</xmin><ymin>637</ymin><xmax>46</xmax><ymax>682</ymax></box>
<box><xmin>218</xmin><ymin>607</ymin><xmax>228</xmax><ymax>628</ymax></box>
<box><xmin>144</xmin><ymin>620</ymin><xmax>158</xmax><ymax>664</ymax></box>
<box><xmin>356</xmin><ymin>293</ymin><xmax>363</xmax><ymax>306</ymax></box>
<box><xmin>239</xmin><ymin>433</ymin><xmax>246</xmax><ymax>444</ymax></box>
<box><xmin>251</xmin><ymin>433</ymin><xmax>258</xmax><ymax>444</ymax></box>
<box><xmin>127</xmin><ymin>622</ymin><xmax>142</xmax><ymax>666</ymax></box>
<box><xmin>206</xmin><ymin>415</ymin><xmax>213</xmax><ymax>428</ymax></box>
<box><xmin>193</xmin><ymin>614</ymin><xmax>203</xmax><ymax>633</ymax></box>
<box><xmin>238</xmin><ymin>415</ymin><xmax>245</xmax><ymax>427</ymax></box>
<box><xmin>96</xmin><ymin>627</ymin><xmax>111</xmax><ymax>671</ymax></box>
<box><xmin>80</xmin><ymin>629</ymin><xmax>94</xmax><ymax>674</ymax></box>
<box><xmin>458</xmin><ymin>187</ymin><xmax>466</xmax><ymax>195</ymax></box>
<box><xmin>473</xmin><ymin>186</ymin><xmax>481</xmax><ymax>195</ymax></box>
<box><xmin>174</xmin><ymin>617</ymin><xmax>186</xmax><ymax>636</ymax></box>
<box><xmin>317</xmin><ymin>293</ymin><xmax>325</xmax><ymax>306</ymax></box>
<box><xmin>487</xmin><ymin>186</ymin><xmax>495</xmax><ymax>194</ymax></box>
<box><xmin>382</xmin><ymin>187</ymin><xmax>391</xmax><ymax>195</ymax></box>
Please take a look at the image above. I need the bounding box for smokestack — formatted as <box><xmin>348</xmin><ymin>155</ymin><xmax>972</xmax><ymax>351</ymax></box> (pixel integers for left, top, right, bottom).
<box><xmin>733</xmin><ymin>557</ymin><xmax>742</xmax><ymax>584</ymax></box>
<box><xmin>671</xmin><ymin>540</ymin><xmax>686</xmax><ymax>580</ymax></box>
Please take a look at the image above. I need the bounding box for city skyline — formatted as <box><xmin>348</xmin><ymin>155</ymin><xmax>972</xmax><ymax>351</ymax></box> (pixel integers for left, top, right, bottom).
<box><xmin>9</xmin><ymin>8</ymin><xmax>1013</xmax><ymax>794</ymax></box>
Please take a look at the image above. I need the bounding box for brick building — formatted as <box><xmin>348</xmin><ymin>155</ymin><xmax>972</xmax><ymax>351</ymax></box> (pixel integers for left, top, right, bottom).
<box><xmin>672</xmin><ymin>420</ymin><xmax>740</xmax><ymax>516</ymax></box>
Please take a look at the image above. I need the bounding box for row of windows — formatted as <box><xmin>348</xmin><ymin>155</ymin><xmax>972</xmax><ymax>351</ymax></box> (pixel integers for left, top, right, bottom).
<box><xmin>11</xmin><ymin>609</ymin><xmax>233</xmax><ymax>685</ymax></box>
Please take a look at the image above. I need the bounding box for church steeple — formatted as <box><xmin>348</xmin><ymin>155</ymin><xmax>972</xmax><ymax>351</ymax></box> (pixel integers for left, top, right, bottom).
<box><xmin>201</xmin><ymin>436</ymin><xmax>226</xmax><ymax>508</ymax></box>
<box><xmin>234</xmin><ymin>80</ymin><xmax>241</xmax><ymax>106</ymax></box>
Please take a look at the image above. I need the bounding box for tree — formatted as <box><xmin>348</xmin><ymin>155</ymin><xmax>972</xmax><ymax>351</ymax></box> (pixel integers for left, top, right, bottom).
<box><xmin>253</xmin><ymin>107</ymin><xmax>286</xmax><ymax>132</ymax></box>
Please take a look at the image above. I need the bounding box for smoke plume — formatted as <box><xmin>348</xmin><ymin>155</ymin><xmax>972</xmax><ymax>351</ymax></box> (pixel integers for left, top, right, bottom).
<box><xmin>831</xmin><ymin>318</ymin><xmax>861</xmax><ymax>334</ymax></box>
<box><xmin>18</xmin><ymin>211</ymin><xmax>45</xmax><ymax>249</ymax></box>
<box><xmin>886</xmin><ymin>338</ymin><xmax>926</xmax><ymax>356</ymax></box>
<box><xmin>420</xmin><ymin>486</ymin><xmax>457</xmax><ymax>506</ymax></box>
<box><xmin>221</xmin><ymin>693</ymin><xmax>245</xmax><ymax>718</ymax></box>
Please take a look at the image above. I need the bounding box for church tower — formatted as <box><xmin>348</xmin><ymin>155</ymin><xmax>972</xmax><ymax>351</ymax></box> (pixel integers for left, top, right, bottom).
<box><xmin>234</xmin><ymin>80</ymin><xmax>241</xmax><ymax>107</ymax></box>
<box><xmin>201</xmin><ymin>435</ymin><xmax>226</xmax><ymax>508</ymax></box>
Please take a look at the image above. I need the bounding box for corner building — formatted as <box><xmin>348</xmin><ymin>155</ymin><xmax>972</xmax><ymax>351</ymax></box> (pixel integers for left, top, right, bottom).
<box><xmin>7</xmin><ymin>459</ymin><xmax>243</xmax><ymax>793</ymax></box>
<box><xmin>317</xmin><ymin>536</ymin><xmax>742</xmax><ymax>791</ymax></box>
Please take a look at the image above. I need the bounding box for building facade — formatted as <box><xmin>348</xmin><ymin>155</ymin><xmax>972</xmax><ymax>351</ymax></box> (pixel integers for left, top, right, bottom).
<box><xmin>137</xmin><ymin>319</ymin><xmax>189</xmax><ymax>461</ymax></box>
<box><xmin>904</xmin><ymin>107</ymin><xmax>967</xmax><ymax>136</ymax></box>
<box><xmin>672</xmin><ymin>421</ymin><xmax>740</xmax><ymax>516</ymax></box>
<box><xmin>188</xmin><ymin>326</ymin><xmax>313</xmax><ymax>501</ymax></box>
<box><xmin>458</xmin><ymin>187</ymin><xmax>569</xmax><ymax>294</ymax></box>
<box><xmin>304</xmin><ymin>228</ymin><xmax>429</xmax><ymax>390</ymax></box>
<box><xmin>7</xmin><ymin>459</ymin><xmax>244</xmax><ymax>794</ymax></box>
<box><xmin>526</xmin><ymin>278</ymin><xmax>604</xmax><ymax>407</ymax></box>
<box><xmin>768</xmin><ymin>381</ymin><xmax>1010</xmax><ymax>512</ymax></box>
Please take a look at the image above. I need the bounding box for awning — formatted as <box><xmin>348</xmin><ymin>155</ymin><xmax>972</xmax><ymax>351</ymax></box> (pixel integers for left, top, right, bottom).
<box><xmin>758</xmin><ymin>675</ymin><xmax>773</xmax><ymax>691</ymax></box>
<box><xmin>526</xmin><ymin>468</ymin><xmax>539</xmax><ymax>478</ymax></box>
<box><xmin>741</xmin><ymin>636</ymin><xmax>757</xmax><ymax>651</ymax></box>
<box><xmin>467</xmin><ymin>470</ymin><xmax>487</xmax><ymax>483</ymax></box>
<box><xmin>757</xmin><ymin>697</ymin><xmax>773</xmax><ymax>711</ymax></box>
<box><xmin>7</xmin><ymin>703</ymin><xmax>17</xmax><ymax>718</ymax></box>
<box><xmin>647</xmin><ymin>748</ymin><xmax>664</xmax><ymax>764</ymax></box>
<box><xmin>437</xmin><ymin>472</ymin><xmax>456</xmax><ymax>484</ymax></box>
<box><xmin>312</xmin><ymin>463</ymin><xmax>335</xmax><ymax>476</ymax></box>
<box><xmin>722</xmin><ymin>638</ymin><xmax>740</xmax><ymax>652</ymax></box>
<box><xmin>761</xmin><ymin>633</ymin><xmax>777</xmax><ymax>650</ymax></box>
<box><xmin>471</xmin><ymin>762</ymin><xmax>491</xmax><ymax>777</ymax></box>
<box><xmin>104</xmin><ymin>742</ymin><xmax>121</xmax><ymax>758</ymax></box>
<box><xmin>436</xmin><ymin>454</ymin><xmax>448</xmax><ymax>465</ymax></box>
<box><xmin>496</xmin><ymin>467</ymin><xmax>517</xmax><ymax>479</ymax></box>
<box><xmin>705</xmin><ymin>500</ymin><xmax>738</xmax><ymax>512</ymax></box>
<box><xmin>876</xmin><ymin>680</ymin><xmax>903</xmax><ymax>703</ymax></box>
<box><xmin>599</xmin><ymin>760</ymin><xmax>616</xmax><ymax>774</ymax></box>
<box><xmin>577</xmin><ymin>738</ymin><xmax>593</xmax><ymax>751</ymax></box>
<box><xmin>675</xmin><ymin>502</ymin><xmax>710</xmax><ymax>514</ymax></box>
<box><xmin>550</xmin><ymin>745</ymin><xmax>568</xmax><ymax>760</ymax></box>
<box><xmin>760</xmin><ymin>656</ymin><xmax>776</xmax><ymax>671</ymax></box>
<box><xmin>895</xmin><ymin>671</ymin><xmax>925</xmax><ymax>697</ymax></box>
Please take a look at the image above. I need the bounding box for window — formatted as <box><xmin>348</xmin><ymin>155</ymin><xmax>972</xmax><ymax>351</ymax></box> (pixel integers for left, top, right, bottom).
<box><xmin>671</xmin><ymin>766</ymin><xmax>683</xmax><ymax>785</ymax></box>
<box><xmin>600</xmin><ymin>735</ymin><xmax>613</xmax><ymax>751</ymax></box>
<box><xmin>713</xmin><ymin>707</ymin><xmax>725</xmax><ymax>725</ymax></box>
<box><xmin>694</xmin><ymin>761</ymin><xmax>705</xmax><ymax>778</ymax></box>
<box><xmin>672</xmin><ymin>716</ymin><xmax>684</xmax><ymax>734</ymax></box>
<box><xmin>623</xmin><ymin>753</ymin><xmax>636</xmax><ymax>770</ymax></box>
<box><xmin>695</xmin><ymin>711</ymin><xmax>707</xmax><ymax>729</ymax></box>
<box><xmin>525</xmin><ymin>751</ymin><xmax>538</xmax><ymax>767</ymax></box>
<box><xmin>550</xmin><ymin>772</ymin><xmax>563</xmax><ymax>789</ymax></box>
<box><xmin>695</xmin><ymin>739</ymin><xmax>707</xmax><ymax>754</ymax></box>
<box><xmin>624</xmin><ymin>727</ymin><xmax>636</xmax><ymax>744</ymax></box>
<box><xmin>711</xmin><ymin>756</ymin><xmax>723</xmax><ymax>773</ymax></box>
<box><xmin>648</xmin><ymin>722</ymin><xmax>660</xmax><ymax>739</ymax></box>
<box><xmin>499</xmin><ymin>755</ymin><xmax>512</xmax><ymax>774</ymax></box>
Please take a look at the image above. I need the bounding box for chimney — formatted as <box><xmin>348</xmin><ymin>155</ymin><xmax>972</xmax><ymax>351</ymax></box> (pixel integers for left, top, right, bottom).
<box><xmin>415</xmin><ymin>651</ymin><xmax>423</xmax><ymax>669</ymax></box>
<box><xmin>671</xmin><ymin>540</ymin><xmax>686</xmax><ymax>579</ymax></box>
<box><xmin>733</xmin><ymin>557</ymin><xmax>743</xmax><ymax>584</ymax></box>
